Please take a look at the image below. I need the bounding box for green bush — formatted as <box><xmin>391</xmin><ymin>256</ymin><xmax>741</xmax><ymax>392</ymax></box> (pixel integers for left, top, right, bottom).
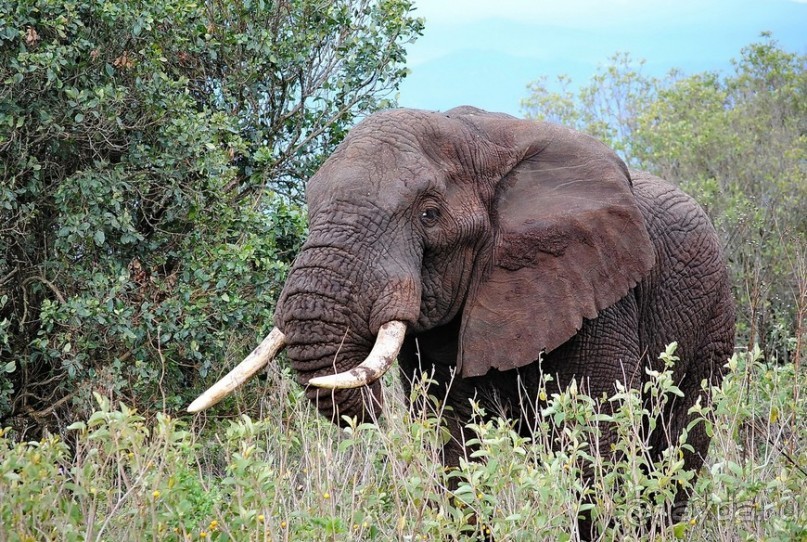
<box><xmin>2</xmin><ymin>347</ymin><xmax>804</xmax><ymax>541</ymax></box>
<box><xmin>690</xmin><ymin>346</ymin><xmax>807</xmax><ymax>541</ymax></box>
<box><xmin>0</xmin><ymin>0</ymin><xmax>423</xmax><ymax>433</ymax></box>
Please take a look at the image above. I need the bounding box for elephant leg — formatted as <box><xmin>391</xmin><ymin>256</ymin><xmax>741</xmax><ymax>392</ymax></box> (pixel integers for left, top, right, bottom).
<box><xmin>540</xmin><ymin>296</ymin><xmax>643</xmax><ymax>540</ymax></box>
<box><xmin>542</xmin><ymin>295</ymin><xmax>644</xmax><ymax>451</ymax></box>
<box><xmin>398</xmin><ymin>330</ymin><xmax>495</xmax><ymax>541</ymax></box>
<box><xmin>647</xmin><ymin>302</ymin><xmax>734</xmax><ymax>522</ymax></box>
<box><xmin>398</xmin><ymin>324</ymin><xmax>478</xmax><ymax>471</ymax></box>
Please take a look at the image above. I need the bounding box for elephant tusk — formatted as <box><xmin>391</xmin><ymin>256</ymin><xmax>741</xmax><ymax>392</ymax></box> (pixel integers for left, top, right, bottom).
<box><xmin>187</xmin><ymin>327</ymin><xmax>287</xmax><ymax>413</ymax></box>
<box><xmin>308</xmin><ymin>321</ymin><xmax>406</xmax><ymax>389</ymax></box>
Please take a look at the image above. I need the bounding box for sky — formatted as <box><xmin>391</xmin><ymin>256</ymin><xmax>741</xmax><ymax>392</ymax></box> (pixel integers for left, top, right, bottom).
<box><xmin>395</xmin><ymin>0</ymin><xmax>807</xmax><ymax>116</ymax></box>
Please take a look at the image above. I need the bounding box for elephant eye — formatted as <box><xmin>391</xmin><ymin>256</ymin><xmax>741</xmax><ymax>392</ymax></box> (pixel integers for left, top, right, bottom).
<box><xmin>420</xmin><ymin>206</ymin><xmax>441</xmax><ymax>227</ymax></box>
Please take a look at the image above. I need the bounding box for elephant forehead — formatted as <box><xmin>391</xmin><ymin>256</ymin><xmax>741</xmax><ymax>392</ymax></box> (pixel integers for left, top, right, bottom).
<box><xmin>306</xmin><ymin>142</ymin><xmax>442</xmax><ymax>213</ymax></box>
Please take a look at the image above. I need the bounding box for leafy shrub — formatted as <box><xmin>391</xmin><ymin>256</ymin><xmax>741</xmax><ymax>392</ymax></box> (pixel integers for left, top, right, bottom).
<box><xmin>0</xmin><ymin>0</ymin><xmax>423</xmax><ymax>433</ymax></box>
<box><xmin>2</xmin><ymin>347</ymin><xmax>804</xmax><ymax>540</ymax></box>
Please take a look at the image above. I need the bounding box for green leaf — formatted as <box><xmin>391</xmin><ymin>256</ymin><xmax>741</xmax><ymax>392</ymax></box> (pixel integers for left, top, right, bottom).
<box><xmin>66</xmin><ymin>421</ymin><xmax>86</xmax><ymax>431</ymax></box>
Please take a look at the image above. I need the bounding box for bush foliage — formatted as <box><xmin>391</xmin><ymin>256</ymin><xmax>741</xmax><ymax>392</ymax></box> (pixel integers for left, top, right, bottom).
<box><xmin>0</xmin><ymin>0</ymin><xmax>423</xmax><ymax>432</ymax></box>
<box><xmin>1</xmin><ymin>351</ymin><xmax>805</xmax><ymax>540</ymax></box>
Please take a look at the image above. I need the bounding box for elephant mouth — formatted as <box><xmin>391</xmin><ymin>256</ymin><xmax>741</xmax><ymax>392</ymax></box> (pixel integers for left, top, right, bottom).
<box><xmin>186</xmin><ymin>320</ymin><xmax>407</xmax><ymax>413</ymax></box>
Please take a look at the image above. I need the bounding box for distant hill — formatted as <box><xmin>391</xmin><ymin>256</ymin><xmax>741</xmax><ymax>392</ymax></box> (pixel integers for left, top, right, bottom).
<box><xmin>396</xmin><ymin>4</ymin><xmax>807</xmax><ymax>116</ymax></box>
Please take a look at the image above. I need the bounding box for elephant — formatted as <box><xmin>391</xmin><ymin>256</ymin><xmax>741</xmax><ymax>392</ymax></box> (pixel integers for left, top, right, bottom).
<box><xmin>188</xmin><ymin>106</ymin><xmax>735</xmax><ymax>533</ymax></box>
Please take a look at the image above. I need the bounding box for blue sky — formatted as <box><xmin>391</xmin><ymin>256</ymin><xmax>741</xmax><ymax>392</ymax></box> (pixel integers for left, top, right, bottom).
<box><xmin>395</xmin><ymin>0</ymin><xmax>807</xmax><ymax>116</ymax></box>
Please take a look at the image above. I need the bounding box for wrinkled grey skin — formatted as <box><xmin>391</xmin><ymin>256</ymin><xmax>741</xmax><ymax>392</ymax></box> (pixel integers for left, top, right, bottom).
<box><xmin>273</xmin><ymin>107</ymin><xmax>735</xmax><ymax>532</ymax></box>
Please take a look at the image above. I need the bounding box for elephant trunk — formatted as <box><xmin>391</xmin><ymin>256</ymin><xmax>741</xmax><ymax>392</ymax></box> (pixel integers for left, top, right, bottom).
<box><xmin>277</xmin><ymin>293</ymin><xmax>393</xmax><ymax>424</ymax></box>
<box><xmin>274</xmin><ymin>244</ymin><xmax>421</xmax><ymax>423</ymax></box>
<box><xmin>307</xmin><ymin>321</ymin><xmax>406</xmax><ymax>389</ymax></box>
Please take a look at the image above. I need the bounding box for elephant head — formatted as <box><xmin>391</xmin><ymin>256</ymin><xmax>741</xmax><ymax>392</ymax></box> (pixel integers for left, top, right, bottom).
<box><xmin>188</xmin><ymin>106</ymin><xmax>655</xmax><ymax>422</ymax></box>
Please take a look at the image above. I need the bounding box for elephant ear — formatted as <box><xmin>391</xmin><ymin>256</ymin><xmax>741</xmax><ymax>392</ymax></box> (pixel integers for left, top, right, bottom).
<box><xmin>457</xmin><ymin>117</ymin><xmax>655</xmax><ymax>378</ymax></box>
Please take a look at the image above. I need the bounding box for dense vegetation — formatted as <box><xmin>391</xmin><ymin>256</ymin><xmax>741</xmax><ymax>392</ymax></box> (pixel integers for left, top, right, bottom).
<box><xmin>1</xmin><ymin>348</ymin><xmax>805</xmax><ymax>540</ymax></box>
<box><xmin>1</xmin><ymin>0</ymin><xmax>805</xmax><ymax>538</ymax></box>
<box><xmin>0</xmin><ymin>0</ymin><xmax>423</xmax><ymax>432</ymax></box>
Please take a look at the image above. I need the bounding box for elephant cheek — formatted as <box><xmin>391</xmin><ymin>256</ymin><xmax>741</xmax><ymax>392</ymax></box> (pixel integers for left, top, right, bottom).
<box><xmin>304</xmin><ymin>381</ymin><xmax>384</xmax><ymax>425</ymax></box>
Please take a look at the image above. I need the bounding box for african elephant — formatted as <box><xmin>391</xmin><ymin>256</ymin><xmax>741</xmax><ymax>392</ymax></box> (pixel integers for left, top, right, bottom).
<box><xmin>189</xmin><ymin>106</ymin><xmax>735</xmax><ymax>530</ymax></box>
